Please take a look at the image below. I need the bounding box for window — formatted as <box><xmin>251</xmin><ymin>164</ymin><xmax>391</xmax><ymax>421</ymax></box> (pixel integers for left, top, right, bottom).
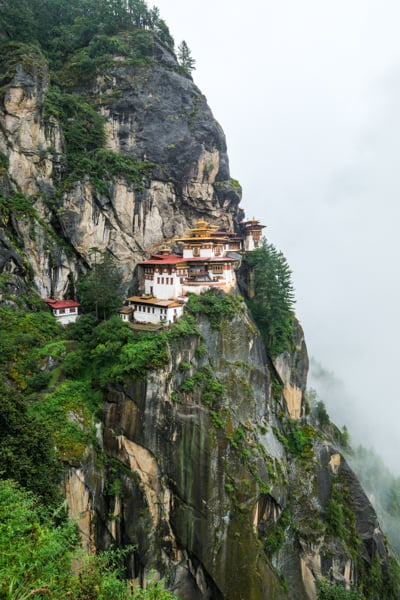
<box><xmin>70</xmin><ymin>307</ymin><xmax>76</xmax><ymax>313</ymax></box>
<box><xmin>157</xmin><ymin>277</ymin><xmax>160</xmax><ymax>284</ymax></box>
<box><xmin>58</xmin><ymin>309</ymin><xmax>65</xmax><ymax>314</ymax></box>
<box><xmin>193</xmin><ymin>247</ymin><xmax>200</xmax><ymax>257</ymax></box>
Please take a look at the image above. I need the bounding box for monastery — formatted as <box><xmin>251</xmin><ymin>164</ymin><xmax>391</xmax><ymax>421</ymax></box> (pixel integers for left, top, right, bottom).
<box><xmin>44</xmin><ymin>298</ymin><xmax>81</xmax><ymax>325</ymax></box>
<box><xmin>119</xmin><ymin>218</ymin><xmax>265</xmax><ymax>326</ymax></box>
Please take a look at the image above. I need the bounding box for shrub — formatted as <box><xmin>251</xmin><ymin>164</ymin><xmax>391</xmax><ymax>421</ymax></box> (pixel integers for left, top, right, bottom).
<box><xmin>316</xmin><ymin>580</ymin><xmax>363</xmax><ymax>599</ymax></box>
<box><xmin>325</xmin><ymin>498</ymin><xmax>345</xmax><ymax>538</ymax></box>
<box><xmin>186</xmin><ymin>289</ymin><xmax>240</xmax><ymax>329</ymax></box>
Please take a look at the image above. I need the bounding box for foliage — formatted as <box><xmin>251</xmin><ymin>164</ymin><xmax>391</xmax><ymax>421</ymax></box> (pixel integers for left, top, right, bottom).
<box><xmin>186</xmin><ymin>289</ymin><xmax>241</xmax><ymax>329</ymax></box>
<box><xmin>0</xmin><ymin>0</ymin><xmax>175</xmax><ymax>67</ymax></box>
<box><xmin>132</xmin><ymin>577</ymin><xmax>178</xmax><ymax>599</ymax></box>
<box><xmin>316</xmin><ymin>580</ymin><xmax>364</xmax><ymax>600</ymax></box>
<box><xmin>0</xmin><ymin>479</ymin><xmax>138</xmax><ymax>599</ymax></box>
<box><xmin>325</xmin><ymin>498</ymin><xmax>345</xmax><ymax>538</ymax></box>
<box><xmin>77</xmin><ymin>250</ymin><xmax>124</xmax><ymax>321</ymax></box>
<box><xmin>0</xmin><ymin>306</ymin><xmax>63</xmax><ymax>503</ymax></box>
<box><xmin>0</xmin><ymin>381</ymin><xmax>63</xmax><ymax>504</ymax></box>
<box><xmin>70</xmin><ymin>546</ymin><xmax>132</xmax><ymax>599</ymax></box>
<box><xmin>0</xmin><ymin>479</ymin><xmax>77</xmax><ymax>598</ymax></box>
<box><xmin>44</xmin><ymin>88</ymin><xmax>155</xmax><ymax>191</ymax></box>
<box><xmin>116</xmin><ymin>332</ymin><xmax>170</xmax><ymax>379</ymax></box>
<box><xmin>44</xmin><ymin>87</ymin><xmax>105</xmax><ymax>156</ymax></box>
<box><xmin>276</xmin><ymin>419</ymin><xmax>315</xmax><ymax>459</ymax></box>
<box><xmin>263</xmin><ymin>508</ymin><xmax>291</xmax><ymax>555</ymax></box>
<box><xmin>29</xmin><ymin>379</ymin><xmax>102</xmax><ymax>462</ymax></box>
<box><xmin>0</xmin><ymin>41</ymin><xmax>46</xmax><ymax>94</ymax></box>
<box><xmin>244</xmin><ymin>238</ymin><xmax>295</xmax><ymax>356</ymax></box>
<box><xmin>314</xmin><ymin>399</ymin><xmax>331</xmax><ymax>426</ymax></box>
<box><xmin>177</xmin><ymin>40</ymin><xmax>195</xmax><ymax>73</ymax></box>
<box><xmin>0</xmin><ymin>190</ymin><xmax>37</xmax><ymax>222</ymax></box>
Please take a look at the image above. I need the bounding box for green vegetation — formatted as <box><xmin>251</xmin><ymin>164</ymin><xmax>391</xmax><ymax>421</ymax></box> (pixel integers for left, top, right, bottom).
<box><xmin>0</xmin><ymin>479</ymin><xmax>144</xmax><ymax>599</ymax></box>
<box><xmin>0</xmin><ymin>307</ymin><xmax>63</xmax><ymax>503</ymax></box>
<box><xmin>316</xmin><ymin>580</ymin><xmax>364</xmax><ymax>600</ymax></box>
<box><xmin>0</xmin><ymin>479</ymin><xmax>77</xmax><ymax>599</ymax></box>
<box><xmin>325</xmin><ymin>479</ymin><xmax>360</xmax><ymax>555</ymax></box>
<box><xmin>0</xmin><ymin>0</ymin><xmax>174</xmax><ymax>240</ymax></box>
<box><xmin>0</xmin><ymin>0</ymin><xmax>174</xmax><ymax>66</ymax></box>
<box><xmin>0</xmin><ymin>300</ymin><xmax>197</xmax><ymax>595</ymax></box>
<box><xmin>77</xmin><ymin>250</ymin><xmax>125</xmax><ymax>321</ymax></box>
<box><xmin>263</xmin><ymin>508</ymin><xmax>291</xmax><ymax>555</ymax></box>
<box><xmin>177</xmin><ymin>40</ymin><xmax>195</xmax><ymax>73</ymax></box>
<box><xmin>63</xmin><ymin>311</ymin><xmax>199</xmax><ymax>386</ymax></box>
<box><xmin>177</xmin><ymin>364</ymin><xmax>225</xmax><ymax>407</ymax></box>
<box><xmin>43</xmin><ymin>88</ymin><xmax>155</xmax><ymax>193</ymax></box>
<box><xmin>273</xmin><ymin>419</ymin><xmax>315</xmax><ymax>459</ymax></box>
<box><xmin>132</xmin><ymin>578</ymin><xmax>178</xmax><ymax>599</ymax></box>
<box><xmin>186</xmin><ymin>288</ymin><xmax>243</xmax><ymax>329</ymax></box>
<box><xmin>0</xmin><ymin>190</ymin><xmax>38</xmax><ymax>222</ymax></box>
<box><xmin>244</xmin><ymin>238</ymin><xmax>295</xmax><ymax>356</ymax></box>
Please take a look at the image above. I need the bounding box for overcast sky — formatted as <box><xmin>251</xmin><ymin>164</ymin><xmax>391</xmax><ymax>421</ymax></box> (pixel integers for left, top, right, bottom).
<box><xmin>155</xmin><ymin>0</ymin><xmax>400</xmax><ymax>474</ymax></box>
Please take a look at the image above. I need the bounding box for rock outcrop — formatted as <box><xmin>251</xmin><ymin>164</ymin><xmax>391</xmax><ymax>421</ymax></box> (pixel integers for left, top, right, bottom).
<box><xmin>0</xmin><ymin>39</ymin><xmax>241</xmax><ymax>299</ymax></box>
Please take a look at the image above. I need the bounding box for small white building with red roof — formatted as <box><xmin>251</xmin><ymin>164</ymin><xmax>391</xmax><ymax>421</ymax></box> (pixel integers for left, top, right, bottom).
<box><xmin>44</xmin><ymin>298</ymin><xmax>81</xmax><ymax>325</ymax></box>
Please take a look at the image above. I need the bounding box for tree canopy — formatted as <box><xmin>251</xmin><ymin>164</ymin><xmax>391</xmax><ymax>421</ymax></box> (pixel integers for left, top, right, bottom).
<box><xmin>177</xmin><ymin>40</ymin><xmax>196</xmax><ymax>73</ymax></box>
<box><xmin>0</xmin><ymin>0</ymin><xmax>175</xmax><ymax>58</ymax></box>
<box><xmin>244</xmin><ymin>238</ymin><xmax>295</xmax><ymax>356</ymax></box>
<box><xmin>77</xmin><ymin>250</ymin><xmax>124</xmax><ymax>321</ymax></box>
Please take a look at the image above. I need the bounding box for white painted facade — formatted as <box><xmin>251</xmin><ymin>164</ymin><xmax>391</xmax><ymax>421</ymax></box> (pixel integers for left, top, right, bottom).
<box><xmin>125</xmin><ymin>297</ymin><xmax>184</xmax><ymax>324</ymax></box>
<box><xmin>51</xmin><ymin>306</ymin><xmax>79</xmax><ymax>325</ymax></box>
<box><xmin>44</xmin><ymin>299</ymin><xmax>80</xmax><ymax>325</ymax></box>
<box><xmin>143</xmin><ymin>263</ymin><xmax>186</xmax><ymax>300</ymax></box>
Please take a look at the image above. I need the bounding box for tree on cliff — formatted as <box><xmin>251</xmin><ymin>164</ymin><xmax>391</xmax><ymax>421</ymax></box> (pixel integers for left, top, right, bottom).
<box><xmin>77</xmin><ymin>250</ymin><xmax>124</xmax><ymax>321</ymax></box>
<box><xmin>245</xmin><ymin>238</ymin><xmax>295</xmax><ymax>356</ymax></box>
<box><xmin>177</xmin><ymin>40</ymin><xmax>196</xmax><ymax>73</ymax></box>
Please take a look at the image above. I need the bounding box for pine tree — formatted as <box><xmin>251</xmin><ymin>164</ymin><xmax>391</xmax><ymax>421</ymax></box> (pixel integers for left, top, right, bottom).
<box><xmin>177</xmin><ymin>40</ymin><xmax>196</xmax><ymax>73</ymax></box>
<box><xmin>77</xmin><ymin>250</ymin><xmax>124</xmax><ymax>321</ymax></box>
<box><xmin>245</xmin><ymin>238</ymin><xmax>295</xmax><ymax>356</ymax></box>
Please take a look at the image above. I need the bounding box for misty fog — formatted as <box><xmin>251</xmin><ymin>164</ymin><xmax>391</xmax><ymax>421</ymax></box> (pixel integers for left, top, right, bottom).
<box><xmin>155</xmin><ymin>0</ymin><xmax>400</xmax><ymax>474</ymax></box>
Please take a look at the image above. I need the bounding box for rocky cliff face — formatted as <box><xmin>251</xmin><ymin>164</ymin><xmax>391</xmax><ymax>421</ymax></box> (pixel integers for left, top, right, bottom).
<box><xmin>0</xmin><ymin>38</ymin><xmax>240</xmax><ymax>300</ymax></box>
<box><xmin>62</xmin><ymin>307</ymin><xmax>394</xmax><ymax>600</ymax></box>
<box><xmin>0</xmin><ymin>35</ymin><xmax>398</xmax><ymax>600</ymax></box>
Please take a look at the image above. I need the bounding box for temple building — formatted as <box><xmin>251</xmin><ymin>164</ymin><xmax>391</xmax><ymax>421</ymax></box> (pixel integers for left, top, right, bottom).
<box><xmin>119</xmin><ymin>218</ymin><xmax>265</xmax><ymax>325</ymax></box>
<box><xmin>240</xmin><ymin>218</ymin><xmax>266</xmax><ymax>251</ymax></box>
<box><xmin>44</xmin><ymin>298</ymin><xmax>81</xmax><ymax>325</ymax></box>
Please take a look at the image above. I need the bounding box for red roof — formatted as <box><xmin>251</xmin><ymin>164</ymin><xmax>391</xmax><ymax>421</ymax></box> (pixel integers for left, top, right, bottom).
<box><xmin>44</xmin><ymin>299</ymin><xmax>80</xmax><ymax>309</ymax></box>
<box><xmin>139</xmin><ymin>254</ymin><xmax>187</xmax><ymax>266</ymax></box>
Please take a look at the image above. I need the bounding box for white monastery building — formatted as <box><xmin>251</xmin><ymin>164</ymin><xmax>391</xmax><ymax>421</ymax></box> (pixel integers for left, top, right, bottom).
<box><xmin>120</xmin><ymin>218</ymin><xmax>265</xmax><ymax>326</ymax></box>
<box><xmin>44</xmin><ymin>298</ymin><xmax>81</xmax><ymax>325</ymax></box>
